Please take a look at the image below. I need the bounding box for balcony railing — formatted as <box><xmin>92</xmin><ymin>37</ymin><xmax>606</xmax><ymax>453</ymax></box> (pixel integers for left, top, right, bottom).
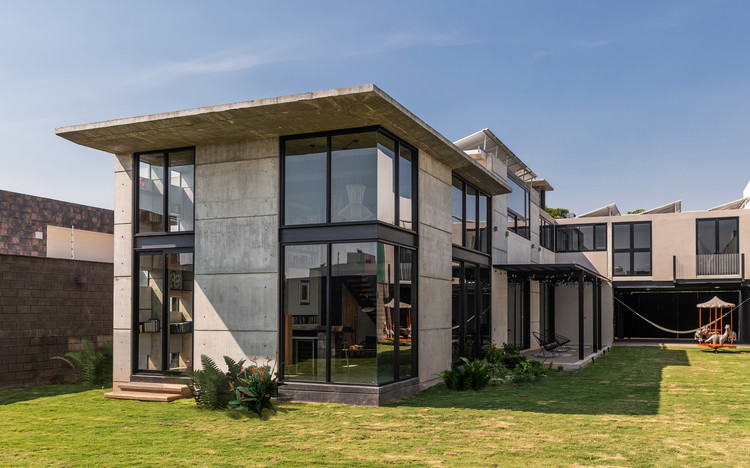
<box><xmin>674</xmin><ymin>253</ymin><xmax>744</xmax><ymax>280</ymax></box>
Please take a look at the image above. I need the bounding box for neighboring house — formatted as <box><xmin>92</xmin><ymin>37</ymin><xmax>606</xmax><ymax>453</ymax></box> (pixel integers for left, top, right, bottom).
<box><xmin>557</xmin><ymin>199</ymin><xmax>749</xmax><ymax>341</ymax></box>
<box><xmin>55</xmin><ymin>84</ymin><xmax>741</xmax><ymax>406</ymax></box>
<box><xmin>0</xmin><ymin>190</ymin><xmax>114</xmax><ymax>388</ymax></box>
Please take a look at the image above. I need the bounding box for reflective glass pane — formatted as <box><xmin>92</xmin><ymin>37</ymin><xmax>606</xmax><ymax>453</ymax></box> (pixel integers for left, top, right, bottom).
<box><xmin>138</xmin><ymin>153</ymin><xmax>164</xmax><ymax>233</ymax></box>
<box><xmin>633</xmin><ymin>251</ymin><xmax>651</xmax><ymax>275</ymax></box>
<box><xmin>465</xmin><ymin>186</ymin><xmax>477</xmax><ymax>249</ymax></box>
<box><xmin>284</xmin><ymin>137</ymin><xmax>327</xmax><ymax>225</ymax></box>
<box><xmin>478</xmin><ymin>194</ymin><xmax>489</xmax><ymax>252</ymax></box>
<box><xmin>451</xmin><ymin>261</ymin><xmax>461</xmax><ymax>363</ymax></box>
<box><xmin>377</xmin><ymin>134</ymin><xmax>396</xmax><ymax>224</ymax></box>
<box><xmin>168</xmin><ymin>149</ymin><xmax>195</xmax><ymax>232</ymax></box>
<box><xmin>633</xmin><ymin>223</ymin><xmax>651</xmax><ymax>249</ymax></box>
<box><xmin>330</xmin><ymin>242</ymin><xmax>383</xmax><ymax>384</ymax></box>
<box><xmin>398</xmin><ymin>146</ymin><xmax>414</xmax><ymax>230</ymax></box>
<box><xmin>613</xmin><ymin>252</ymin><xmax>631</xmax><ymax>276</ymax></box>
<box><xmin>508</xmin><ymin>178</ymin><xmax>527</xmax><ymax>218</ymax></box>
<box><xmin>167</xmin><ymin>253</ymin><xmax>193</xmax><ymax>371</ymax></box>
<box><xmin>556</xmin><ymin>227</ymin><xmax>568</xmax><ymax>252</ymax></box>
<box><xmin>464</xmin><ymin>266</ymin><xmax>477</xmax><ymax>360</ymax></box>
<box><xmin>697</xmin><ymin>220</ymin><xmax>715</xmax><ymax>255</ymax></box>
<box><xmin>452</xmin><ymin>177</ymin><xmax>463</xmax><ymax>245</ymax></box>
<box><xmin>283</xmin><ymin>244</ymin><xmax>327</xmax><ymax>381</ymax></box>
<box><xmin>137</xmin><ymin>254</ymin><xmax>164</xmax><ymax>371</ymax></box>
<box><xmin>568</xmin><ymin>228</ymin><xmax>580</xmax><ymax>252</ymax></box>
<box><xmin>398</xmin><ymin>249</ymin><xmax>414</xmax><ymax>379</ymax></box>
<box><xmin>718</xmin><ymin>218</ymin><xmax>738</xmax><ymax>254</ymax></box>
<box><xmin>332</xmin><ymin>132</ymin><xmax>378</xmax><ymax>223</ymax></box>
<box><xmin>579</xmin><ymin>225</ymin><xmax>594</xmax><ymax>251</ymax></box>
<box><xmin>613</xmin><ymin>224</ymin><xmax>630</xmax><ymax>250</ymax></box>
<box><xmin>595</xmin><ymin>225</ymin><xmax>607</xmax><ymax>250</ymax></box>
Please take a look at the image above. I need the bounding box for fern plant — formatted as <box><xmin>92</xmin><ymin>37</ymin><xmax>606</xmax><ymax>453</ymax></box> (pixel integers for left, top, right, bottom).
<box><xmin>185</xmin><ymin>355</ymin><xmax>245</xmax><ymax>409</ymax></box>
<box><xmin>52</xmin><ymin>339</ymin><xmax>112</xmax><ymax>385</ymax></box>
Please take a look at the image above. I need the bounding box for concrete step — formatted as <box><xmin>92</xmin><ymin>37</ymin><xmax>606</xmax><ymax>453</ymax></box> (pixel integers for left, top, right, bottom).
<box><xmin>104</xmin><ymin>390</ymin><xmax>184</xmax><ymax>402</ymax></box>
<box><xmin>118</xmin><ymin>382</ymin><xmax>192</xmax><ymax>397</ymax></box>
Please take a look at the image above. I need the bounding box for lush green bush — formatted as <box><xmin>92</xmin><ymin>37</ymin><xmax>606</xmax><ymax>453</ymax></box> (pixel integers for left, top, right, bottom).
<box><xmin>52</xmin><ymin>339</ymin><xmax>112</xmax><ymax>385</ymax></box>
<box><xmin>437</xmin><ymin>358</ymin><xmax>491</xmax><ymax>391</ymax></box>
<box><xmin>228</xmin><ymin>357</ymin><xmax>283</xmax><ymax>417</ymax></box>
<box><xmin>485</xmin><ymin>343</ymin><xmax>525</xmax><ymax>370</ymax></box>
<box><xmin>510</xmin><ymin>359</ymin><xmax>547</xmax><ymax>383</ymax></box>
<box><xmin>186</xmin><ymin>355</ymin><xmax>245</xmax><ymax>409</ymax></box>
<box><xmin>485</xmin><ymin>361</ymin><xmax>511</xmax><ymax>381</ymax></box>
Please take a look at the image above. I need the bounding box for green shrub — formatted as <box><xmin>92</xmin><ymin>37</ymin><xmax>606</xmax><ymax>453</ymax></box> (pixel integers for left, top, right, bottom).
<box><xmin>510</xmin><ymin>359</ymin><xmax>547</xmax><ymax>383</ymax></box>
<box><xmin>186</xmin><ymin>355</ymin><xmax>246</xmax><ymax>409</ymax></box>
<box><xmin>484</xmin><ymin>343</ymin><xmax>526</xmax><ymax>371</ymax></box>
<box><xmin>484</xmin><ymin>361</ymin><xmax>511</xmax><ymax>381</ymax></box>
<box><xmin>437</xmin><ymin>358</ymin><xmax>491</xmax><ymax>391</ymax></box>
<box><xmin>52</xmin><ymin>339</ymin><xmax>112</xmax><ymax>385</ymax></box>
<box><xmin>228</xmin><ymin>357</ymin><xmax>283</xmax><ymax>417</ymax></box>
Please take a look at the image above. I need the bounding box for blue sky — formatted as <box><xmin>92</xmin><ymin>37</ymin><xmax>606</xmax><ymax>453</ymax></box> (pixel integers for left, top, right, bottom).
<box><xmin>1</xmin><ymin>1</ymin><xmax>748</xmax><ymax>213</ymax></box>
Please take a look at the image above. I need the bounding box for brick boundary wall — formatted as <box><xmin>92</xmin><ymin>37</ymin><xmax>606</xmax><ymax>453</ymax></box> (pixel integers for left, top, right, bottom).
<box><xmin>0</xmin><ymin>254</ymin><xmax>113</xmax><ymax>388</ymax></box>
<box><xmin>0</xmin><ymin>190</ymin><xmax>114</xmax><ymax>257</ymax></box>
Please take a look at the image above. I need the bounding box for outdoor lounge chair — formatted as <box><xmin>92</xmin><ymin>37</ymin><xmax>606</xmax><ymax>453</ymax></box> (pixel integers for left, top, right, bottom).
<box><xmin>532</xmin><ymin>331</ymin><xmax>562</xmax><ymax>357</ymax></box>
<box><xmin>548</xmin><ymin>330</ymin><xmax>571</xmax><ymax>352</ymax></box>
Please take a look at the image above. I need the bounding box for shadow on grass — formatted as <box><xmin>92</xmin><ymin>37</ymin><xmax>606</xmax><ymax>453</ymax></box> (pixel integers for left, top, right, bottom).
<box><xmin>0</xmin><ymin>382</ymin><xmax>100</xmax><ymax>405</ymax></box>
<box><xmin>392</xmin><ymin>347</ymin><xmax>689</xmax><ymax>415</ymax></box>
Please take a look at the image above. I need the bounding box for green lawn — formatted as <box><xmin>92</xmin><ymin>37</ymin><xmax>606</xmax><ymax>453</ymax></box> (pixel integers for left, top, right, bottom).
<box><xmin>1</xmin><ymin>347</ymin><xmax>748</xmax><ymax>467</ymax></box>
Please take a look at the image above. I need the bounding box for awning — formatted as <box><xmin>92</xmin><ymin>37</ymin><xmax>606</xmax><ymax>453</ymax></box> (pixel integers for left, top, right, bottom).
<box><xmin>696</xmin><ymin>296</ymin><xmax>735</xmax><ymax>308</ymax></box>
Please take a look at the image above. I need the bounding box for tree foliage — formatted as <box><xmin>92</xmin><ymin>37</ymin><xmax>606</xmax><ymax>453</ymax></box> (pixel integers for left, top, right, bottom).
<box><xmin>544</xmin><ymin>207</ymin><xmax>570</xmax><ymax>219</ymax></box>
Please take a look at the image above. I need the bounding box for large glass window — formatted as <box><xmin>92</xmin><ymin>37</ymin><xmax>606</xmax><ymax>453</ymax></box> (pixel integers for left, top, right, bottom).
<box><xmin>696</xmin><ymin>217</ymin><xmax>739</xmax><ymax>275</ymax></box>
<box><xmin>507</xmin><ymin>276</ymin><xmax>529</xmax><ymax>349</ymax></box>
<box><xmin>282</xmin><ymin>242</ymin><xmax>414</xmax><ymax>385</ymax></box>
<box><xmin>451</xmin><ymin>261</ymin><xmax>491</xmax><ymax>362</ymax></box>
<box><xmin>555</xmin><ymin>224</ymin><xmax>607</xmax><ymax>252</ymax></box>
<box><xmin>507</xmin><ymin>177</ymin><xmax>530</xmax><ymax>239</ymax></box>
<box><xmin>540</xmin><ymin>217</ymin><xmax>555</xmax><ymax>251</ymax></box>
<box><xmin>136</xmin><ymin>252</ymin><xmax>194</xmax><ymax>372</ymax></box>
<box><xmin>137</xmin><ymin>148</ymin><xmax>194</xmax><ymax>234</ymax></box>
<box><xmin>284</xmin><ymin>137</ymin><xmax>327</xmax><ymax>225</ymax></box>
<box><xmin>451</xmin><ymin>175</ymin><xmax>491</xmax><ymax>253</ymax></box>
<box><xmin>283</xmin><ymin>129</ymin><xmax>415</xmax><ymax>229</ymax></box>
<box><xmin>613</xmin><ymin>222</ymin><xmax>651</xmax><ymax>276</ymax></box>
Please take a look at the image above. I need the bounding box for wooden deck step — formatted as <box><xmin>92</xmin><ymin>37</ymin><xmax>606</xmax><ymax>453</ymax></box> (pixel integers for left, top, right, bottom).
<box><xmin>104</xmin><ymin>382</ymin><xmax>192</xmax><ymax>402</ymax></box>
<box><xmin>104</xmin><ymin>390</ymin><xmax>184</xmax><ymax>402</ymax></box>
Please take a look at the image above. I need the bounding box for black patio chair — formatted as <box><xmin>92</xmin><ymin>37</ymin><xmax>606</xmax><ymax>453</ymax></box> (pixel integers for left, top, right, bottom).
<box><xmin>547</xmin><ymin>330</ymin><xmax>571</xmax><ymax>352</ymax></box>
<box><xmin>532</xmin><ymin>331</ymin><xmax>561</xmax><ymax>357</ymax></box>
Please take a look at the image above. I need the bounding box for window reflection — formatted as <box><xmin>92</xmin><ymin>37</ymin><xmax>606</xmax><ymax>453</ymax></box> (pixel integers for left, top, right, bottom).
<box><xmin>399</xmin><ymin>146</ymin><xmax>414</xmax><ymax>230</ymax></box>
<box><xmin>284</xmin><ymin>137</ymin><xmax>327</xmax><ymax>225</ymax></box>
<box><xmin>331</xmin><ymin>133</ymin><xmax>378</xmax><ymax>223</ymax></box>
<box><xmin>137</xmin><ymin>254</ymin><xmax>164</xmax><ymax>371</ymax></box>
<box><xmin>138</xmin><ymin>154</ymin><xmax>164</xmax><ymax>233</ymax></box>
<box><xmin>168</xmin><ymin>150</ymin><xmax>194</xmax><ymax>232</ymax></box>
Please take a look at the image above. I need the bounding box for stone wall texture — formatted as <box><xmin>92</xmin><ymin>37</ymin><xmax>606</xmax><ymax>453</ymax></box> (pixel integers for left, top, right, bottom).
<box><xmin>0</xmin><ymin>190</ymin><xmax>114</xmax><ymax>257</ymax></box>
<box><xmin>0</xmin><ymin>255</ymin><xmax>113</xmax><ymax>388</ymax></box>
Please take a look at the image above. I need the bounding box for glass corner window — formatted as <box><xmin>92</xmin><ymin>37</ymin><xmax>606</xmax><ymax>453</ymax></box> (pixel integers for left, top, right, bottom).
<box><xmin>451</xmin><ymin>174</ymin><xmax>491</xmax><ymax>253</ymax></box>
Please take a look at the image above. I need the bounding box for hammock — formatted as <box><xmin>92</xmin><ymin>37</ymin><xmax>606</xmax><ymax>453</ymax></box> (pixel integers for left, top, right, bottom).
<box><xmin>614</xmin><ymin>296</ymin><xmax>749</xmax><ymax>335</ymax></box>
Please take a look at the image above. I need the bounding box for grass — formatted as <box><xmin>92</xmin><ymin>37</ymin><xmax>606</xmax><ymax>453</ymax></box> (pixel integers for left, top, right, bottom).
<box><xmin>1</xmin><ymin>346</ymin><xmax>748</xmax><ymax>467</ymax></box>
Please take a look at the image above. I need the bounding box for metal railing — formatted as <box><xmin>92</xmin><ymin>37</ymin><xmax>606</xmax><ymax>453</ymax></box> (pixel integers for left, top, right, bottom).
<box><xmin>673</xmin><ymin>253</ymin><xmax>744</xmax><ymax>280</ymax></box>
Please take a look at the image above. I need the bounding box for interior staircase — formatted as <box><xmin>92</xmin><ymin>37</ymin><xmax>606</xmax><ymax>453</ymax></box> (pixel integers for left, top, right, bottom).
<box><xmin>104</xmin><ymin>382</ymin><xmax>192</xmax><ymax>402</ymax></box>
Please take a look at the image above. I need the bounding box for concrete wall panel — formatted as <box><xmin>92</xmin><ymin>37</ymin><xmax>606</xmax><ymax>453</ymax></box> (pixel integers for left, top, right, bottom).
<box><xmin>195</xmin><ymin>216</ymin><xmax>277</xmax><ymax>275</ymax></box>
<box><xmin>491</xmin><ymin>268</ymin><xmax>508</xmax><ymax>346</ymax></box>
<box><xmin>196</xmin><ymin>138</ymin><xmax>278</xmax><ymax>165</ymax></box>
<box><xmin>113</xmin><ymin>223</ymin><xmax>132</xmax><ymax>278</ymax></box>
<box><xmin>417</xmin><ymin>327</ymin><xmax>451</xmax><ymax>385</ymax></box>
<box><xmin>194</xmin><ymin>273</ymin><xmax>277</xmax><ymax>331</ymax></box>
<box><xmin>417</xmin><ymin>277</ymin><xmax>452</xmax><ymax>330</ymax></box>
<box><xmin>194</xmin><ymin>330</ymin><xmax>278</xmax><ymax>368</ymax></box>
<box><xmin>418</xmin><ymin>224</ymin><xmax>451</xmax><ymax>281</ymax></box>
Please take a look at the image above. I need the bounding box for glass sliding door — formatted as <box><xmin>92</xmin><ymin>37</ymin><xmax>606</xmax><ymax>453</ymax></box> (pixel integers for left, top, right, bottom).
<box><xmin>137</xmin><ymin>254</ymin><xmax>164</xmax><ymax>371</ymax></box>
<box><xmin>452</xmin><ymin>261</ymin><xmax>491</xmax><ymax>362</ymax></box>
<box><xmin>283</xmin><ymin>244</ymin><xmax>328</xmax><ymax>382</ymax></box>
<box><xmin>507</xmin><ymin>277</ymin><xmax>529</xmax><ymax>349</ymax></box>
<box><xmin>166</xmin><ymin>253</ymin><xmax>193</xmax><ymax>371</ymax></box>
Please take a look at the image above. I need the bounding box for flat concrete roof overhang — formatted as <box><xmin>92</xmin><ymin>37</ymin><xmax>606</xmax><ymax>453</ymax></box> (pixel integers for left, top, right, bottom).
<box><xmin>56</xmin><ymin>84</ymin><xmax>510</xmax><ymax>196</ymax></box>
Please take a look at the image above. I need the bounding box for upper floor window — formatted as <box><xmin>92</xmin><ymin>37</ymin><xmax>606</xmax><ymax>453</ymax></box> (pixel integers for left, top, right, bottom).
<box><xmin>282</xmin><ymin>128</ymin><xmax>415</xmax><ymax>229</ymax></box>
<box><xmin>507</xmin><ymin>177</ymin><xmax>529</xmax><ymax>239</ymax></box>
<box><xmin>613</xmin><ymin>222</ymin><xmax>651</xmax><ymax>276</ymax></box>
<box><xmin>137</xmin><ymin>148</ymin><xmax>195</xmax><ymax>234</ymax></box>
<box><xmin>540</xmin><ymin>217</ymin><xmax>554</xmax><ymax>251</ymax></box>
<box><xmin>556</xmin><ymin>224</ymin><xmax>606</xmax><ymax>252</ymax></box>
<box><xmin>452</xmin><ymin>175</ymin><xmax>490</xmax><ymax>253</ymax></box>
<box><xmin>697</xmin><ymin>218</ymin><xmax>738</xmax><ymax>255</ymax></box>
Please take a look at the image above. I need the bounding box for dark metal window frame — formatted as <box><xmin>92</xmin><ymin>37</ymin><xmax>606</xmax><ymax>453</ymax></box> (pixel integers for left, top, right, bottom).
<box><xmin>134</xmin><ymin>147</ymin><xmax>196</xmax><ymax>236</ymax></box>
<box><xmin>132</xmin><ymin>147</ymin><xmax>196</xmax><ymax>376</ymax></box>
<box><xmin>507</xmin><ymin>175</ymin><xmax>530</xmax><ymax>240</ymax></box>
<box><xmin>452</xmin><ymin>260</ymin><xmax>492</xmax><ymax>362</ymax></box>
<box><xmin>451</xmin><ymin>174</ymin><xmax>492</xmax><ymax>253</ymax></box>
<box><xmin>279</xmin><ymin>126</ymin><xmax>419</xmax><ymax>386</ymax></box>
<box><xmin>540</xmin><ymin>217</ymin><xmax>555</xmax><ymax>251</ymax></box>
<box><xmin>131</xmin><ymin>246</ymin><xmax>195</xmax><ymax>375</ymax></box>
<box><xmin>280</xmin><ymin>126</ymin><xmax>418</xmax><ymax>230</ymax></box>
<box><xmin>279</xmin><ymin>241</ymin><xmax>417</xmax><ymax>386</ymax></box>
<box><xmin>612</xmin><ymin>221</ymin><xmax>652</xmax><ymax>277</ymax></box>
<box><xmin>695</xmin><ymin>217</ymin><xmax>740</xmax><ymax>255</ymax></box>
<box><xmin>555</xmin><ymin>223</ymin><xmax>607</xmax><ymax>253</ymax></box>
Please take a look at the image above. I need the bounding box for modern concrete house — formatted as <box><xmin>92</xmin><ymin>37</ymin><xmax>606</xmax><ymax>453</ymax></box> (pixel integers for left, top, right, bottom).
<box><xmin>53</xmin><ymin>85</ymin><xmax>631</xmax><ymax>404</ymax></box>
